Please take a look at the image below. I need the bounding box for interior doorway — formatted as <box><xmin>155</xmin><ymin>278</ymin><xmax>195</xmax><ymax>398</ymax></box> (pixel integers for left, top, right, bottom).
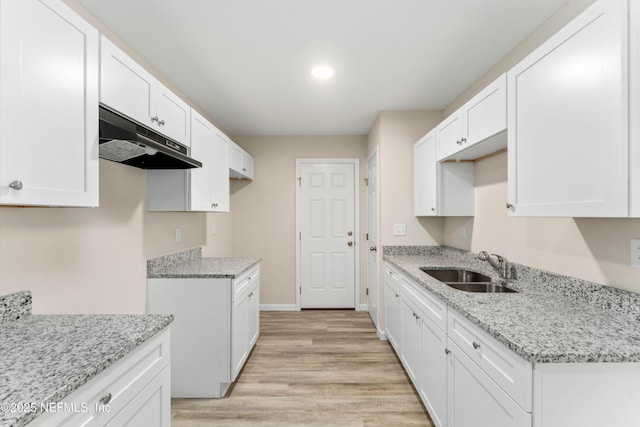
<box><xmin>296</xmin><ymin>159</ymin><xmax>359</xmax><ymax>309</ymax></box>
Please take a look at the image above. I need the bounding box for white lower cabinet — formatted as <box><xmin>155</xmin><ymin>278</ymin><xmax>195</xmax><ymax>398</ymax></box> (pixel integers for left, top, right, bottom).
<box><xmin>147</xmin><ymin>264</ymin><xmax>260</xmax><ymax>398</ymax></box>
<box><xmin>420</xmin><ymin>315</ymin><xmax>448</xmax><ymax>427</ymax></box>
<box><xmin>29</xmin><ymin>328</ymin><xmax>171</xmax><ymax>427</ymax></box>
<box><xmin>383</xmin><ymin>265</ymin><xmax>402</xmax><ymax>352</ymax></box>
<box><xmin>385</xmin><ymin>262</ymin><xmax>640</xmax><ymax>426</ymax></box>
<box><xmin>447</xmin><ymin>340</ymin><xmax>531</xmax><ymax>427</ymax></box>
<box><xmin>386</xmin><ymin>262</ymin><xmax>531</xmax><ymax>427</ymax></box>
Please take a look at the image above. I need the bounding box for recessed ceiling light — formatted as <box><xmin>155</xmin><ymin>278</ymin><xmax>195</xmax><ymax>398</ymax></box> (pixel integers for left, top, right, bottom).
<box><xmin>311</xmin><ymin>65</ymin><xmax>334</xmax><ymax>80</ymax></box>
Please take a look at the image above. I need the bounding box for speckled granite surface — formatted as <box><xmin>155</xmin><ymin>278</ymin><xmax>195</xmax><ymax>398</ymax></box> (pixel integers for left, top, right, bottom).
<box><xmin>384</xmin><ymin>246</ymin><xmax>640</xmax><ymax>364</ymax></box>
<box><xmin>0</xmin><ymin>291</ymin><xmax>32</xmax><ymax>324</ymax></box>
<box><xmin>0</xmin><ymin>313</ymin><xmax>173</xmax><ymax>427</ymax></box>
<box><xmin>148</xmin><ymin>249</ymin><xmax>260</xmax><ymax>279</ymax></box>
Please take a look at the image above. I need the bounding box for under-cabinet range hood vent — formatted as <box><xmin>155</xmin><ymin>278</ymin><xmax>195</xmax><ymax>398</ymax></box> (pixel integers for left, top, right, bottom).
<box><xmin>98</xmin><ymin>105</ymin><xmax>202</xmax><ymax>169</ymax></box>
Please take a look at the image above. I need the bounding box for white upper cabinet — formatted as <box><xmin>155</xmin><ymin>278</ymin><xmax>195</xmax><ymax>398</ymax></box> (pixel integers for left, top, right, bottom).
<box><xmin>414</xmin><ymin>130</ymin><xmax>474</xmax><ymax>216</ymax></box>
<box><xmin>507</xmin><ymin>0</ymin><xmax>631</xmax><ymax>217</ymax></box>
<box><xmin>147</xmin><ymin>109</ymin><xmax>229</xmax><ymax>212</ymax></box>
<box><xmin>437</xmin><ymin>74</ymin><xmax>507</xmax><ymax>162</ymax></box>
<box><xmin>229</xmin><ymin>140</ymin><xmax>254</xmax><ymax>180</ymax></box>
<box><xmin>0</xmin><ymin>0</ymin><xmax>99</xmax><ymax>207</ymax></box>
<box><xmin>100</xmin><ymin>36</ymin><xmax>190</xmax><ymax>145</ymax></box>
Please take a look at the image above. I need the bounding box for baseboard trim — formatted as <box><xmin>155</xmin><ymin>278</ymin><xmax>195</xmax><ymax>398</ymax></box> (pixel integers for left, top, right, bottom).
<box><xmin>358</xmin><ymin>304</ymin><xmax>368</xmax><ymax>311</ymax></box>
<box><xmin>378</xmin><ymin>328</ymin><xmax>388</xmax><ymax>341</ymax></box>
<box><xmin>260</xmin><ymin>304</ymin><xmax>297</xmax><ymax>311</ymax></box>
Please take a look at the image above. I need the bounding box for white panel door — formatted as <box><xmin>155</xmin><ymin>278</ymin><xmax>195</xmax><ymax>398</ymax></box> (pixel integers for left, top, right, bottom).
<box><xmin>155</xmin><ymin>82</ymin><xmax>190</xmax><ymax>145</ymax></box>
<box><xmin>367</xmin><ymin>150</ymin><xmax>379</xmax><ymax>327</ymax></box>
<box><xmin>300</xmin><ymin>162</ymin><xmax>355</xmax><ymax>308</ymax></box>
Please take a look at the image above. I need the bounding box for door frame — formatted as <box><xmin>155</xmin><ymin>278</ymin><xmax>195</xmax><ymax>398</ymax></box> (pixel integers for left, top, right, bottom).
<box><xmin>366</xmin><ymin>147</ymin><xmax>381</xmax><ymax>330</ymax></box>
<box><xmin>295</xmin><ymin>158</ymin><xmax>360</xmax><ymax>311</ymax></box>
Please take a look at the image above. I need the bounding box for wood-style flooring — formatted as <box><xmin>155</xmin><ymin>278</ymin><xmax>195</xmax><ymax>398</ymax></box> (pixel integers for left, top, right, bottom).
<box><xmin>171</xmin><ymin>310</ymin><xmax>434</xmax><ymax>426</ymax></box>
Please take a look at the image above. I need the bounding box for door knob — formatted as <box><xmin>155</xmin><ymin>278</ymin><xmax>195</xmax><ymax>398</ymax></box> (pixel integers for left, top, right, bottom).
<box><xmin>347</xmin><ymin>231</ymin><xmax>353</xmax><ymax>236</ymax></box>
<box><xmin>347</xmin><ymin>241</ymin><xmax>353</xmax><ymax>247</ymax></box>
<box><xmin>369</xmin><ymin>246</ymin><xmax>377</xmax><ymax>252</ymax></box>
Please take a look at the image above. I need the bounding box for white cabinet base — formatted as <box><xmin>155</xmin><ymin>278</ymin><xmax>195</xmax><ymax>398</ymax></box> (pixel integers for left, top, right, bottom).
<box><xmin>533</xmin><ymin>362</ymin><xmax>640</xmax><ymax>427</ymax></box>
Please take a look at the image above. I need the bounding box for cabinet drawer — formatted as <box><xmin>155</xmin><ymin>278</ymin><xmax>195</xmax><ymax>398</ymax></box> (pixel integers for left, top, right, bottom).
<box><xmin>384</xmin><ymin>264</ymin><xmax>402</xmax><ymax>292</ymax></box>
<box><xmin>30</xmin><ymin>328</ymin><xmax>170</xmax><ymax>427</ymax></box>
<box><xmin>400</xmin><ymin>274</ymin><xmax>447</xmax><ymax>332</ymax></box>
<box><xmin>233</xmin><ymin>265</ymin><xmax>260</xmax><ymax>300</ymax></box>
<box><xmin>448</xmin><ymin>310</ymin><xmax>532</xmax><ymax>412</ymax></box>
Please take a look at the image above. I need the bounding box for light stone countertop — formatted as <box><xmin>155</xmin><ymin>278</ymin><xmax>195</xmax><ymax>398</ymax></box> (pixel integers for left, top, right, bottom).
<box><xmin>384</xmin><ymin>246</ymin><xmax>640</xmax><ymax>364</ymax></box>
<box><xmin>147</xmin><ymin>248</ymin><xmax>260</xmax><ymax>279</ymax></box>
<box><xmin>0</xmin><ymin>294</ymin><xmax>173</xmax><ymax>427</ymax></box>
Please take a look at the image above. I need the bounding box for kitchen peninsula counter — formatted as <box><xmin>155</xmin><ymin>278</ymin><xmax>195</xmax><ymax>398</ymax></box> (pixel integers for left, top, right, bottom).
<box><xmin>147</xmin><ymin>248</ymin><xmax>260</xmax><ymax>279</ymax></box>
<box><xmin>384</xmin><ymin>246</ymin><xmax>640</xmax><ymax>364</ymax></box>
<box><xmin>0</xmin><ymin>291</ymin><xmax>173</xmax><ymax>427</ymax></box>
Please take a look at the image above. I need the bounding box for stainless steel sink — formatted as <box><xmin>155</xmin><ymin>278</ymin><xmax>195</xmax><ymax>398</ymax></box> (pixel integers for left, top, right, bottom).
<box><xmin>420</xmin><ymin>268</ymin><xmax>517</xmax><ymax>293</ymax></box>
<box><xmin>420</xmin><ymin>268</ymin><xmax>491</xmax><ymax>283</ymax></box>
<box><xmin>445</xmin><ymin>282</ymin><xmax>517</xmax><ymax>293</ymax></box>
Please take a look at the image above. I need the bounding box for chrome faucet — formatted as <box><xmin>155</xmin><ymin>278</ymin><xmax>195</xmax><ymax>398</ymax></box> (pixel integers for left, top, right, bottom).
<box><xmin>478</xmin><ymin>251</ymin><xmax>509</xmax><ymax>279</ymax></box>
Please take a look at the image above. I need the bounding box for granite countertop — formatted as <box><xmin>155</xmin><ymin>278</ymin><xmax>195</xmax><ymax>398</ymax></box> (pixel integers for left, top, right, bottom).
<box><xmin>147</xmin><ymin>247</ymin><xmax>260</xmax><ymax>279</ymax></box>
<box><xmin>0</xmin><ymin>292</ymin><xmax>173</xmax><ymax>427</ymax></box>
<box><xmin>384</xmin><ymin>247</ymin><xmax>640</xmax><ymax>364</ymax></box>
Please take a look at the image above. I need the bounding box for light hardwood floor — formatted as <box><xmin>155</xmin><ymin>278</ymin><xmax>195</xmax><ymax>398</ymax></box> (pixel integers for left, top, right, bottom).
<box><xmin>171</xmin><ymin>310</ymin><xmax>434</xmax><ymax>426</ymax></box>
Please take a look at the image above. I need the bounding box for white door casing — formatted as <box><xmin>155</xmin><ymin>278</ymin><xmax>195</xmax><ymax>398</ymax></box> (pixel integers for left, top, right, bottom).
<box><xmin>367</xmin><ymin>149</ymin><xmax>379</xmax><ymax>328</ymax></box>
<box><xmin>296</xmin><ymin>159</ymin><xmax>359</xmax><ymax>309</ymax></box>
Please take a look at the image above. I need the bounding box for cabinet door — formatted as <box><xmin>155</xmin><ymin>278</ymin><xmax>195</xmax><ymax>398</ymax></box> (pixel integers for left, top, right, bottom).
<box><xmin>414</xmin><ymin>131</ymin><xmax>437</xmax><ymax>216</ymax></box>
<box><xmin>100</xmin><ymin>36</ymin><xmax>155</xmax><ymax>127</ymax></box>
<box><xmin>0</xmin><ymin>0</ymin><xmax>99</xmax><ymax>207</ymax></box>
<box><xmin>105</xmin><ymin>366</ymin><xmax>171</xmax><ymax>427</ymax></box>
<box><xmin>232</xmin><ymin>290</ymin><xmax>249</xmax><ymax>381</ymax></box>
<box><xmin>400</xmin><ymin>297</ymin><xmax>421</xmax><ymax>385</ymax></box>
<box><xmin>189</xmin><ymin>110</ymin><xmax>213</xmax><ymax>211</ymax></box>
<box><xmin>247</xmin><ymin>282</ymin><xmax>260</xmax><ymax>349</ymax></box>
<box><xmin>507</xmin><ymin>0</ymin><xmax>628</xmax><ymax>217</ymax></box>
<box><xmin>228</xmin><ymin>141</ymin><xmax>243</xmax><ymax>173</ymax></box>
<box><xmin>421</xmin><ymin>318</ymin><xmax>447</xmax><ymax>427</ymax></box>
<box><xmin>211</xmin><ymin>132</ymin><xmax>230</xmax><ymax>211</ymax></box>
<box><xmin>383</xmin><ymin>279</ymin><xmax>401</xmax><ymax>352</ymax></box>
<box><xmin>463</xmin><ymin>74</ymin><xmax>506</xmax><ymax>148</ymax></box>
<box><xmin>447</xmin><ymin>340</ymin><xmax>531</xmax><ymax>427</ymax></box>
<box><xmin>436</xmin><ymin>111</ymin><xmax>463</xmax><ymax>161</ymax></box>
<box><xmin>155</xmin><ymin>82</ymin><xmax>190</xmax><ymax>145</ymax></box>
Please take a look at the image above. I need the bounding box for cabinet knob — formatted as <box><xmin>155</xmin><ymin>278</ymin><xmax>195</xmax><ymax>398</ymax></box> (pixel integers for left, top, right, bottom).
<box><xmin>8</xmin><ymin>180</ymin><xmax>23</xmax><ymax>190</ymax></box>
<box><xmin>99</xmin><ymin>393</ymin><xmax>112</xmax><ymax>406</ymax></box>
<box><xmin>461</xmin><ymin>137</ymin><xmax>467</xmax><ymax>144</ymax></box>
<box><xmin>506</xmin><ymin>203</ymin><xmax>514</xmax><ymax>210</ymax></box>
<box><xmin>456</xmin><ymin>139</ymin><xmax>462</xmax><ymax>145</ymax></box>
<box><xmin>431</xmin><ymin>207</ymin><xmax>436</xmax><ymax>213</ymax></box>
<box><xmin>445</xmin><ymin>348</ymin><xmax>451</xmax><ymax>355</ymax></box>
<box><xmin>472</xmin><ymin>341</ymin><xmax>481</xmax><ymax>350</ymax></box>
<box><xmin>347</xmin><ymin>241</ymin><xmax>353</xmax><ymax>247</ymax></box>
<box><xmin>242</xmin><ymin>168</ymin><xmax>247</xmax><ymax>172</ymax></box>
<box><xmin>158</xmin><ymin>119</ymin><xmax>165</xmax><ymax>126</ymax></box>
<box><xmin>150</xmin><ymin>115</ymin><xmax>159</xmax><ymax>123</ymax></box>
<box><xmin>212</xmin><ymin>203</ymin><xmax>218</xmax><ymax>208</ymax></box>
<box><xmin>369</xmin><ymin>246</ymin><xmax>377</xmax><ymax>252</ymax></box>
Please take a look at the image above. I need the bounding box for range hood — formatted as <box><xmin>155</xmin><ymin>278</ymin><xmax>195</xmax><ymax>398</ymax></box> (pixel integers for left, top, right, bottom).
<box><xmin>98</xmin><ymin>106</ymin><xmax>202</xmax><ymax>169</ymax></box>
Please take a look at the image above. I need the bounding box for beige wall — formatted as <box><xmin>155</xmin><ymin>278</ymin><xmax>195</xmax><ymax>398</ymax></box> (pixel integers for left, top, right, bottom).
<box><xmin>0</xmin><ymin>161</ymin><xmax>207</xmax><ymax>314</ymax></box>
<box><xmin>442</xmin><ymin>0</ymin><xmax>640</xmax><ymax>293</ymax></box>
<box><xmin>444</xmin><ymin>153</ymin><xmax>640</xmax><ymax>293</ymax></box>
<box><xmin>370</xmin><ymin>111</ymin><xmax>444</xmax><ymax>246</ymax></box>
<box><xmin>230</xmin><ymin>136</ymin><xmax>367</xmax><ymax>306</ymax></box>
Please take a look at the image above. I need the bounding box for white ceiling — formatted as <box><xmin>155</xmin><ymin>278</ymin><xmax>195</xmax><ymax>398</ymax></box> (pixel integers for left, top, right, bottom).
<box><xmin>75</xmin><ymin>0</ymin><xmax>568</xmax><ymax>136</ymax></box>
